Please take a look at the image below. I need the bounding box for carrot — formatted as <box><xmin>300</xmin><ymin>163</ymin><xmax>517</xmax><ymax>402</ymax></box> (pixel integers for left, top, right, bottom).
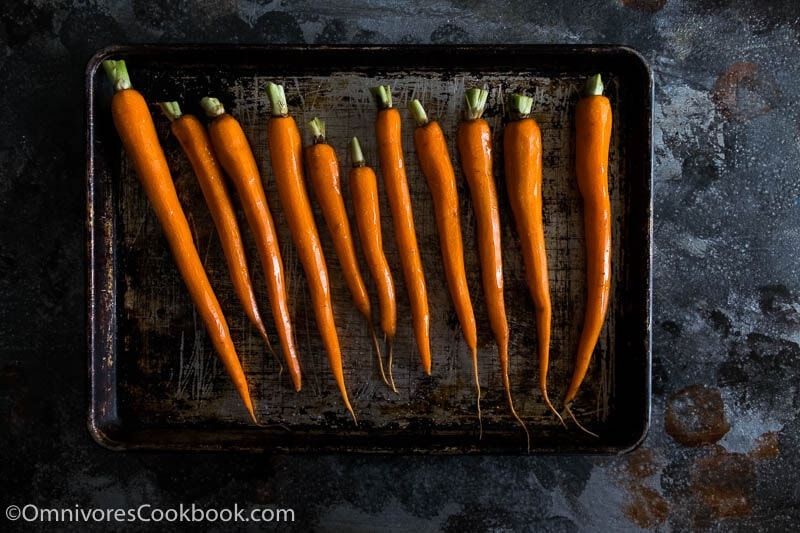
<box><xmin>266</xmin><ymin>83</ymin><xmax>355</xmax><ymax>422</ymax></box>
<box><xmin>200</xmin><ymin>96</ymin><xmax>302</xmax><ymax>393</ymax></box>
<box><xmin>457</xmin><ymin>88</ymin><xmax>529</xmax><ymax>449</ymax></box>
<box><xmin>348</xmin><ymin>137</ymin><xmax>398</xmax><ymax>392</ymax></box>
<box><xmin>503</xmin><ymin>94</ymin><xmax>564</xmax><ymax>426</ymax></box>
<box><xmin>563</xmin><ymin>74</ymin><xmax>612</xmax><ymax>436</ymax></box>
<box><xmin>304</xmin><ymin>118</ymin><xmax>385</xmax><ymax>385</ymax></box>
<box><xmin>408</xmin><ymin>99</ymin><xmax>481</xmax><ymax>428</ymax></box>
<box><xmin>159</xmin><ymin>101</ymin><xmax>276</xmax><ymax>357</ymax></box>
<box><xmin>370</xmin><ymin>86</ymin><xmax>432</xmax><ymax>375</ymax></box>
<box><xmin>101</xmin><ymin>60</ymin><xmax>255</xmax><ymax>422</ymax></box>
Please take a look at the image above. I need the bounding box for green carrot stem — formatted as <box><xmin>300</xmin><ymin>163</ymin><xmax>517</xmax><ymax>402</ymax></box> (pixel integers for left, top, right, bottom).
<box><xmin>102</xmin><ymin>59</ymin><xmax>132</xmax><ymax>92</ymax></box>
<box><xmin>308</xmin><ymin>117</ymin><xmax>327</xmax><ymax>144</ymax></box>
<box><xmin>407</xmin><ymin>99</ymin><xmax>430</xmax><ymax>127</ymax></box>
<box><xmin>463</xmin><ymin>88</ymin><xmax>489</xmax><ymax>121</ymax></box>
<box><xmin>585</xmin><ymin>74</ymin><xmax>604</xmax><ymax>96</ymax></box>
<box><xmin>508</xmin><ymin>94</ymin><xmax>533</xmax><ymax>120</ymax></box>
<box><xmin>200</xmin><ymin>97</ymin><xmax>226</xmax><ymax>118</ymax></box>
<box><xmin>266</xmin><ymin>82</ymin><xmax>289</xmax><ymax>117</ymax></box>
<box><xmin>349</xmin><ymin>137</ymin><xmax>366</xmax><ymax>168</ymax></box>
<box><xmin>159</xmin><ymin>101</ymin><xmax>183</xmax><ymax>122</ymax></box>
<box><xmin>369</xmin><ymin>85</ymin><xmax>393</xmax><ymax>110</ymax></box>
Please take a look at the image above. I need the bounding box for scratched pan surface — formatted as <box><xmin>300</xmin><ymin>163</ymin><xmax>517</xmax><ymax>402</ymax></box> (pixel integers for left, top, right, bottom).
<box><xmin>86</xmin><ymin>45</ymin><xmax>652</xmax><ymax>453</ymax></box>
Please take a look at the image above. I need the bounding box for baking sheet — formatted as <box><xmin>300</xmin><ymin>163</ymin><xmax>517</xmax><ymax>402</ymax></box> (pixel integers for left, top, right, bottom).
<box><xmin>87</xmin><ymin>44</ymin><xmax>652</xmax><ymax>453</ymax></box>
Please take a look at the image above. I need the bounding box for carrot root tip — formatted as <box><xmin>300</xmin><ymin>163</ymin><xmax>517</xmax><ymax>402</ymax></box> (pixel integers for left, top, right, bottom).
<box><xmin>564</xmin><ymin>403</ymin><xmax>599</xmax><ymax>438</ymax></box>
<box><xmin>370</xmin><ymin>324</ymin><xmax>392</xmax><ymax>390</ymax></box>
<box><xmin>386</xmin><ymin>337</ymin><xmax>398</xmax><ymax>394</ymax></box>
<box><xmin>542</xmin><ymin>390</ymin><xmax>566</xmax><ymax>428</ymax></box>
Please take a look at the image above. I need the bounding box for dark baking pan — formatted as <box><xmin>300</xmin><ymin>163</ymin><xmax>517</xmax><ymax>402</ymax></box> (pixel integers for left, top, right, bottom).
<box><xmin>86</xmin><ymin>44</ymin><xmax>652</xmax><ymax>453</ymax></box>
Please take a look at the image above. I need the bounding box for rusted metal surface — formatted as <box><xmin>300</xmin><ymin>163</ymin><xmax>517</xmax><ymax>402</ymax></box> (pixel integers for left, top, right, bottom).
<box><xmin>87</xmin><ymin>45</ymin><xmax>652</xmax><ymax>452</ymax></box>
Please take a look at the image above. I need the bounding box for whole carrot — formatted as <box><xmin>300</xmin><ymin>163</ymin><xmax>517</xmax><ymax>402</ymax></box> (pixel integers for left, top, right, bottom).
<box><xmin>348</xmin><ymin>137</ymin><xmax>397</xmax><ymax>392</ymax></box>
<box><xmin>564</xmin><ymin>74</ymin><xmax>612</xmax><ymax>434</ymax></box>
<box><xmin>304</xmin><ymin>118</ymin><xmax>385</xmax><ymax>385</ymax></box>
<box><xmin>266</xmin><ymin>83</ymin><xmax>355</xmax><ymax>422</ymax></box>
<box><xmin>159</xmin><ymin>101</ymin><xmax>275</xmax><ymax>356</ymax></box>
<box><xmin>101</xmin><ymin>60</ymin><xmax>255</xmax><ymax>422</ymax></box>
<box><xmin>200</xmin><ymin>96</ymin><xmax>302</xmax><ymax>393</ymax></box>
<box><xmin>457</xmin><ymin>88</ymin><xmax>529</xmax><ymax>449</ymax></box>
<box><xmin>370</xmin><ymin>85</ymin><xmax>432</xmax><ymax>375</ymax></box>
<box><xmin>503</xmin><ymin>94</ymin><xmax>563</xmax><ymax>426</ymax></box>
<box><xmin>408</xmin><ymin>99</ymin><xmax>481</xmax><ymax>426</ymax></box>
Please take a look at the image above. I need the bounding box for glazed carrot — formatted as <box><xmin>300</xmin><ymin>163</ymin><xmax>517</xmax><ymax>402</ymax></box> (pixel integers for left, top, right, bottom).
<box><xmin>370</xmin><ymin>86</ymin><xmax>432</xmax><ymax>375</ymax></box>
<box><xmin>457</xmin><ymin>88</ymin><xmax>529</xmax><ymax>449</ymax></box>
<box><xmin>564</xmin><ymin>74</ymin><xmax>612</xmax><ymax>434</ymax></box>
<box><xmin>503</xmin><ymin>94</ymin><xmax>563</xmax><ymax>426</ymax></box>
<box><xmin>408</xmin><ymin>99</ymin><xmax>481</xmax><ymax>426</ymax></box>
<box><xmin>159</xmin><ymin>101</ymin><xmax>275</xmax><ymax>356</ymax></box>
<box><xmin>348</xmin><ymin>137</ymin><xmax>397</xmax><ymax>392</ymax></box>
<box><xmin>200</xmin><ymin>96</ymin><xmax>302</xmax><ymax>393</ymax></box>
<box><xmin>101</xmin><ymin>60</ymin><xmax>255</xmax><ymax>422</ymax></box>
<box><xmin>266</xmin><ymin>83</ymin><xmax>355</xmax><ymax>422</ymax></box>
<box><xmin>304</xmin><ymin>118</ymin><xmax>385</xmax><ymax>384</ymax></box>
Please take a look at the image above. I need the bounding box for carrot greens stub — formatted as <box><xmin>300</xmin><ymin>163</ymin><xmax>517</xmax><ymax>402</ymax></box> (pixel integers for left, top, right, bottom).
<box><xmin>463</xmin><ymin>88</ymin><xmax>489</xmax><ymax>120</ymax></box>
<box><xmin>370</xmin><ymin>85</ymin><xmax>393</xmax><ymax>110</ymax></box>
<box><xmin>158</xmin><ymin>101</ymin><xmax>183</xmax><ymax>122</ymax></box>
<box><xmin>266</xmin><ymin>82</ymin><xmax>290</xmax><ymax>117</ymax></box>
<box><xmin>102</xmin><ymin>59</ymin><xmax>132</xmax><ymax>91</ymax></box>
<box><xmin>199</xmin><ymin>96</ymin><xmax>227</xmax><ymax>119</ymax></box>
<box><xmin>584</xmin><ymin>73</ymin><xmax>604</xmax><ymax>97</ymax></box>
<box><xmin>508</xmin><ymin>93</ymin><xmax>534</xmax><ymax>120</ymax></box>
<box><xmin>308</xmin><ymin>116</ymin><xmax>327</xmax><ymax>145</ymax></box>
<box><xmin>407</xmin><ymin>98</ymin><xmax>430</xmax><ymax>127</ymax></box>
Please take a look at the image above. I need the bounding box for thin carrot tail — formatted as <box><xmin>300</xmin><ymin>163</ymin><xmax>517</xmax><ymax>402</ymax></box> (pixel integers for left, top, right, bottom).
<box><xmin>346</xmin><ymin>401</ymin><xmax>358</xmax><ymax>425</ymax></box>
<box><xmin>542</xmin><ymin>387</ymin><xmax>566</xmax><ymax>428</ymax></box>
<box><xmin>538</xmin><ymin>346</ymin><xmax>565</xmax><ymax>427</ymax></box>
<box><xmin>471</xmin><ymin>345</ymin><xmax>483</xmax><ymax>439</ymax></box>
<box><xmin>242</xmin><ymin>393</ymin><xmax>257</xmax><ymax>424</ymax></box>
<box><xmin>500</xmin><ymin>344</ymin><xmax>530</xmax><ymax>450</ymax></box>
<box><xmin>563</xmin><ymin>403</ymin><xmax>599</xmax><ymax>438</ymax></box>
<box><xmin>503</xmin><ymin>372</ymin><xmax>530</xmax><ymax>452</ymax></box>
<box><xmin>255</xmin><ymin>322</ymin><xmax>284</xmax><ymax>374</ymax></box>
<box><xmin>338</xmin><ymin>380</ymin><xmax>357</xmax><ymax>424</ymax></box>
<box><xmin>368</xmin><ymin>321</ymin><xmax>392</xmax><ymax>391</ymax></box>
<box><xmin>385</xmin><ymin>335</ymin><xmax>398</xmax><ymax>394</ymax></box>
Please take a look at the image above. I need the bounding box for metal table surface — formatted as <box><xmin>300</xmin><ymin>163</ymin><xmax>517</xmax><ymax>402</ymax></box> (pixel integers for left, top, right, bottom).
<box><xmin>1</xmin><ymin>0</ymin><xmax>798</xmax><ymax>530</ymax></box>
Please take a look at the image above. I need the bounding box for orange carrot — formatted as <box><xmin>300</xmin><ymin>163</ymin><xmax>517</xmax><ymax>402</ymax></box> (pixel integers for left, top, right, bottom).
<box><xmin>304</xmin><ymin>118</ymin><xmax>385</xmax><ymax>385</ymax></box>
<box><xmin>200</xmin><ymin>96</ymin><xmax>302</xmax><ymax>393</ymax></box>
<box><xmin>457</xmin><ymin>88</ymin><xmax>529</xmax><ymax>449</ymax></box>
<box><xmin>102</xmin><ymin>60</ymin><xmax>255</xmax><ymax>422</ymax></box>
<box><xmin>370</xmin><ymin>86</ymin><xmax>432</xmax><ymax>375</ymax></box>
<box><xmin>159</xmin><ymin>101</ymin><xmax>275</xmax><ymax>355</ymax></box>
<box><xmin>564</xmin><ymin>74</ymin><xmax>612</xmax><ymax>436</ymax></box>
<box><xmin>266</xmin><ymin>83</ymin><xmax>355</xmax><ymax>422</ymax></box>
<box><xmin>348</xmin><ymin>136</ymin><xmax>398</xmax><ymax>392</ymax></box>
<box><xmin>408</xmin><ymin>99</ymin><xmax>481</xmax><ymax>427</ymax></box>
<box><xmin>503</xmin><ymin>94</ymin><xmax>563</xmax><ymax>426</ymax></box>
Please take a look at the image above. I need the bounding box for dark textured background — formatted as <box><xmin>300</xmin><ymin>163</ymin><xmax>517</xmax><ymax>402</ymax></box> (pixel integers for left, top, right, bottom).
<box><xmin>2</xmin><ymin>0</ymin><xmax>799</xmax><ymax>530</ymax></box>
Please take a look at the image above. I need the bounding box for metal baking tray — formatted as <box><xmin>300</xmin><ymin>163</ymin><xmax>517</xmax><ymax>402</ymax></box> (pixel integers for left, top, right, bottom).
<box><xmin>86</xmin><ymin>44</ymin><xmax>652</xmax><ymax>453</ymax></box>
